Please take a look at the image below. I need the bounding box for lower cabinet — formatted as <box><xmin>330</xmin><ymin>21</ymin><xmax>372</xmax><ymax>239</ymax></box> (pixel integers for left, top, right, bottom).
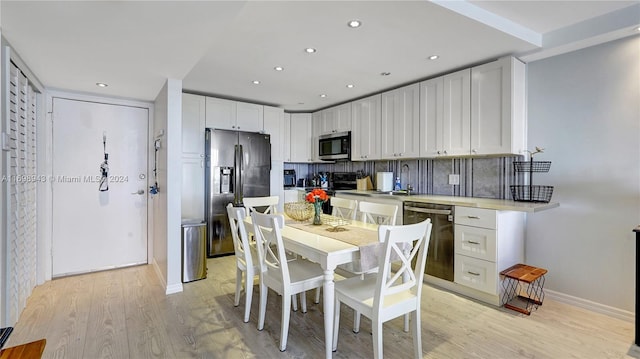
<box><xmin>453</xmin><ymin>206</ymin><xmax>525</xmax><ymax>305</ymax></box>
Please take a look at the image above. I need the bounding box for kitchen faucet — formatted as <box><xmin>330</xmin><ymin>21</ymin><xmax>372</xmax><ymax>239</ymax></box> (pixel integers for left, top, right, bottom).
<box><xmin>401</xmin><ymin>163</ymin><xmax>413</xmax><ymax>195</ymax></box>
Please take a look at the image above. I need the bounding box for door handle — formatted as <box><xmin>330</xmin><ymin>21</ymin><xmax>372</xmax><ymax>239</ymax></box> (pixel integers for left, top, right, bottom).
<box><xmin>131</xmin><ymin>189</ymin><xmax>145</xmax><ymax>195</ymax></box>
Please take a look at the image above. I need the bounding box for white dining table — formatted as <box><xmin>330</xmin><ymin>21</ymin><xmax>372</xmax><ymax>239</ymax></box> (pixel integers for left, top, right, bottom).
<box><xmin>246</xmin><ymin>216</ymin><xmax>379</xmax><ymax>359</ymax></box>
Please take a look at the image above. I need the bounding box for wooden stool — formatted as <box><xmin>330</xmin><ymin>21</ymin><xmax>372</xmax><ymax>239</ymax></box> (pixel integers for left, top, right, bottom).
<box><xmin>500</xmin><ymin>264</ymin><xmax>547</xmax><ymax>315</ymax></box>
<box><xmin>0</xmin><ymin>339</ymin><xmax>46</xmax><ymax>359</ymax></box>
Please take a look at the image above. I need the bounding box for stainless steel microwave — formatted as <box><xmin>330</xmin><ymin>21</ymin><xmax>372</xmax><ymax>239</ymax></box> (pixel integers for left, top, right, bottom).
<box><xmin>318</xmin><ymin>131</ymin><xmax>351</xmax><ymax>161</ymax></box>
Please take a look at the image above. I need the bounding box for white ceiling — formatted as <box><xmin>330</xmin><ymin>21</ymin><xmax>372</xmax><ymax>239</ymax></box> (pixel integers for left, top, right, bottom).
<box><xmin>1</xmin><ymin>1</ymin><xmax>638</xmax><ymax>112</ymax></box>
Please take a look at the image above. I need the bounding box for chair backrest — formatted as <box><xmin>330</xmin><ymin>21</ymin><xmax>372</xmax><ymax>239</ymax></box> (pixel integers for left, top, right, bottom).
<box><xmin>330</xmin><ymin>197</ymin><xmax>358</xmax><ymax>220</ymax></box>
<box><xmin>359</xmin><ymin>201</ymin><xmax>398</xmax><ymax>225</ymax></box>
<box><xmin>243</xmin><ymin>196</ymin><xmax>280</xmax><ymax>215</ymax></box>
<box><xmin>374</xmin><ymin>219</ymin><xmax>432</xmax><ymax>311</ymax></box>
<box><xmin>227</xmin><ymin>203</ymin><xmax>253</xmax><ymax>270</ymax></box>
<box><xmin>250</xmin><ymin>212</ymin><xmax>289</xmax><ymax>285</ymax></box>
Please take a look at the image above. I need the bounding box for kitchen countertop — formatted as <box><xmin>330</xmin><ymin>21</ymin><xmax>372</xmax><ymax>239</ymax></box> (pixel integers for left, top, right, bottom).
<box><xmin>335</xmin><ymin>190</ymin><xmax>559</xmax><ymax>213</ymax></box>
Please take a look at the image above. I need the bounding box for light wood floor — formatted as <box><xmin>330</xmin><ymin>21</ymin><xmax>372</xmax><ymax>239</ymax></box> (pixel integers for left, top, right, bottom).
<box><xmin>6</xmin><ymin>255</ymin><xmax>640</xmax><ymax>358</ymax></box>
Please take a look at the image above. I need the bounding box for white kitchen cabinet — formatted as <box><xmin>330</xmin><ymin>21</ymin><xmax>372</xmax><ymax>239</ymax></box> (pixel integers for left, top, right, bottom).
<box><xmin>283</xmin><ymin>113</ymin><xmax>291</xmax><ymax>162</ymax></box>
<box><xmin>311</xmin><ymin>111</ymin><xmax>322</xmax><ymax>162</ymax></box>
<box><xmin>419</xmin><ymin>69</ymin><xmax>471</xmax><ymax>157</ymax></box>
<box><xmin>181</xmin><ymin>93</ymin><xmax>205</xmax><ymax>221</ymax></box>
<box><xmin>470</xmin><ymin>56</ymin><xmax>526</xmax><ymax>155</ymax></box>
<box><xmin>284</xmin><ymin>189</ymin><xmax>304</xmax><ymax>203</ymax></box>
<box><xmin>289</xmin><ymin>113</ymin><xmax>313</xmax><ymax>162</ymax></box>
<box><xmin>182</xmin><ymin>93</ymin><xmax>206</xmax><ymax>157</ymax></box>
<box><xmin>205</xmin><ymin>97</ymin><xmax>264</xmax><ymax>132</ymax></box>
<box><xmin>236</xmin><ymin>102</ymin><xmax>264</xmax><ymax>132</ymax></box>
<box><xmin>454</xmin><ymin>206</ymin><xmax>525</xmax><ymax>305</ymax></box>
<box><xmin>270</xmin><ymin>161</ymin><xmax>285</xmax><ymax>212</ymax></box>
<box><xmin>351</xmin><ymin>94</ymin><xmax>381</xmax><ymax>161</ymax></box>
<box><xmin>381</xmin><ymin>83</ymin><xmax>420</xmax><ymax>159</ymax></box>
<box><xmin>263</xmin><ymin>106</ymin><xmax>284</xmax><ymax>162</ymax></box>
<box><xmin>320</xmin><ymin>102</ymin><xmax>352</xmax><ymax>135</ymax></box>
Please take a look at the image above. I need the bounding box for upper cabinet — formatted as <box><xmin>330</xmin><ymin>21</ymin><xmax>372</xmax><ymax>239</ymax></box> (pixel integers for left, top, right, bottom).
<box><xmin>205</xmin><ymin>97</ymin><xmax>263</xmax><ymax>132</ymax></box>
<box><xmin>351</xmin><ymin>94</ymin><xmax>381</xmax><ymax>161</ymax></box>
<box><xmin>381</xmin><ymin>83</ymin><xmax>420</xmax><ymax>159</ymax></box>
<box><xmin>319</xmin><ymin>102</ymin><xmax>352</xmax><ymax>135</ymax></box>
<box><xmin>470</xmin><ymin>56</ymin><xmax>526</xmax><ymax>155</ymax></box>
<box><xmin>419</xmin><ymin>57</ymin><xmax>525</xmax><ymax>158</ymax></box>
<box><xmin>420</xmin><ymin>69</ymin><xmax>471</xmax><ymax>157</ymax></box>
<box><xmin>289</xmin><ymin>113</ymin><xmax>313</xmax><ymax>162</ymax></box>
<box><xmin>283</xmin><ymin>113</ymin><xmax>291</xmax><ymax>162</ymax></box>
<box><xmin>182</xmin><ymin>93</ymin><xmax>206</xmax><ymax>157</ymax></box>
<box><xmin>263</xmin><ymin>106</ymin><xmax>284</xmax><ymax>162</ymax></box>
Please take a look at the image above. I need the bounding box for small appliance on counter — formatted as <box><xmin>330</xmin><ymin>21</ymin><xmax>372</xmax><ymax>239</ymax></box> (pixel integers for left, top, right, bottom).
<box><xmin>376</xmin><ymin>172</ymin><xmax>394</xmax><ymax>192</ymax></box>
<box><xmin>296</xmin><ymin>178</ymin><xmax>308</xmax><ymax>187</ymax></box>
<box><xmin>284</xmin><ymin>169</ymin><xmax>296</xmax><ymax>188</ymax></box>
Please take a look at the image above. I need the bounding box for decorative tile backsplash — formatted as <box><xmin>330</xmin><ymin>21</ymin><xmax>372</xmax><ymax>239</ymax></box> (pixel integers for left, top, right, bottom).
<box><xmin>285</xmin><ymin>155</ymin><xmax>524</xmax><ymax>200</ymax></box>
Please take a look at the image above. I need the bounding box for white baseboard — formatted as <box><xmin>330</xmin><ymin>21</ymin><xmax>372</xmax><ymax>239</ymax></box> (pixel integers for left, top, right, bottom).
<box><xmin>544</xmin><ymin>288</ymin><xmax>634</xmax><ymax>323</ymax></box>
<box><xmin>151</xmin><ymin>258</ymin><xmax>184</xmax><ymax>295</ymax></box>
<box><xmin>165</xmin><ymin>283</ymin><xmax>183</xmax><ymax>295</ymax></box>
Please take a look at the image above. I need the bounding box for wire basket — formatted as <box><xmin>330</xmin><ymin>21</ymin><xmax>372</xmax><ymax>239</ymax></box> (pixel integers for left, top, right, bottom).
<box><xmin>513</xmin><ymin>161</ymin><xmax>552</xmax><ymax>172</ymax></box>
<box><xmin>284</xmin><ymin>202</ymin><xmax>313</xmax><ymax>221</ymax></box>
<box><xmin>510</xmin><ymin>185</ymin><xmax>554</xmax><ymax>203</ymax></box>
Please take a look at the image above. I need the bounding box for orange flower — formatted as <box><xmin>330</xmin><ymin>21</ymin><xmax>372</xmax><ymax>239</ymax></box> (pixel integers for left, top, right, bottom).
<box><xmin>305</xmin><ymin>189</ymin><xmax>329</xmax><ymax>203</ymax></box>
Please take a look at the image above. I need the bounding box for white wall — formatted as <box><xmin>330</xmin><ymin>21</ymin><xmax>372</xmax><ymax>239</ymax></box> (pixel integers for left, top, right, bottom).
<box><xmin>526</xmin><ymin>35</ymin><xmax>640</xmax><ymax>313</ymax></box>
<box><xmin>152</xmin><ymin>79</ymin><xmax>183</xmax><ymax>294</ymax></box>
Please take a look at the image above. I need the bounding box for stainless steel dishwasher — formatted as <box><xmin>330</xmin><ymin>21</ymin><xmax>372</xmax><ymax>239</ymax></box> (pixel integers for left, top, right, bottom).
<box><xmin>403</xmin><ymin>202</ymin><xmax>454</xmax><ymax>281</ymax></box>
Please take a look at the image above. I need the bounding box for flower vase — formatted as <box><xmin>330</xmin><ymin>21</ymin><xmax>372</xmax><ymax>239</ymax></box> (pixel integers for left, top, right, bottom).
<box><xmin>312</xmin><ymin>201</ymin><xmax>323</xmax><ymax>225</ymax></box>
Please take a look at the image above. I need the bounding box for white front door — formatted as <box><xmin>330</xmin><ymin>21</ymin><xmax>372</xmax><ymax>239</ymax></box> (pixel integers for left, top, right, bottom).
<box><xmin>52</xmin><ymin>98</ymin><xmax>148</xmax><ymax>276</ymax></box>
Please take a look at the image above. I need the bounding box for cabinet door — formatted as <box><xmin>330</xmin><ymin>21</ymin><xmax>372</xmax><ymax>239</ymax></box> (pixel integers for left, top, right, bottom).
<box><xmin>312</xmin><ymin>111</ymin><xmax>323</xmax><ymax>161</ymax></box>
<box><xmin>181</xmin><ymin>157</ymin><xmax>205</xmax><ymax>221</ymax></box>
<box><xmin>419</xmin><ymin>78</ymin><xmax>443</xmax><ymax>157</ymax></box>
<box><xmin>205</xmin><ymin>97</ymin><xmax>236</xmax><ymax>130</ymax></box>
<box><xmin>320</xmin><ymin>108</ymin><xmax>335</xmax><ymax>135</ymax></box>
<box><xmin>182</xmin><ymin>93</ymin><xmax>205</xmax><ymax>157</ymax></box>
<box><xmin>271</xmin><ymin>161</ymin><xmax>285</xmax><ymax>212</ymax></box>
<box><xmin>289</xmin><ymin>113</ymin><xmax>312</xmax><ymax>162</ymax></box>
<box><xmin>352</xmin><ymin>94</ymin><xmax>381</xmax><ymax>161</ymax></box>
<box><xmin>381</xmin><ymin>84</ymin><xmax>420</xmax><ymax>159</ymax></box>
<box><xmin>334</xmin><ymin>102</ymin><xmax>352</xmax><ymax>133</ymax></box>
<box><xmin>236</xmin><ymin>102</ymin><xmax>264</xmax><ymax>132</ymax></box>
<box><xmin>443</xmin><ymin>69</ymin><xmax>471</xmax><ymax>156</ymax></box>
<box><xmin>263</xmin><ymin>106</ymin><xmax>284</xmax><ymax>161</ymax></box>
<box><xmin>471</xmin><ymin>57</ymin><xmax>524</xmax><ymax>155</ymax></box>
<box><xmin>283</xmin><ymin>113</ymin><xmax>291</xmax><ymax>161</ymax></box>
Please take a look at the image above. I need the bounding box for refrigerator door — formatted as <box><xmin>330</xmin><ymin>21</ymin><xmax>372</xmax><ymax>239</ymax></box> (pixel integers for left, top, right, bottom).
<box><xmin>205</xmin><ymin>129</ymin><xmax>238</xmax><ymax>257</ymax></box>
<box><xmin>239</xmin><ymin>131</ymin><xmax>271</xmax><ymax>198</ymax></box>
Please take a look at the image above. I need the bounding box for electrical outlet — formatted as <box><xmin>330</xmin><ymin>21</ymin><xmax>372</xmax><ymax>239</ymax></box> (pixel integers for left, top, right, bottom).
<box><xmin>448</xmin><ymin>174</ymin><xmax>460</xmax><ymax>185</ymax></box>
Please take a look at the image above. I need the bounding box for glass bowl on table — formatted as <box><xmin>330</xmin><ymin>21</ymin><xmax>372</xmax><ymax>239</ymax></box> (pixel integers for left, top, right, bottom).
<box><xmin>320</xmin><ymin>214</ymin><xmax>350</xmax><ymax>232</ymax></box>
<box><xmin>284</xmin><ymin>202</ymin><xmax>314</xmax><ymax>222</ymax></box>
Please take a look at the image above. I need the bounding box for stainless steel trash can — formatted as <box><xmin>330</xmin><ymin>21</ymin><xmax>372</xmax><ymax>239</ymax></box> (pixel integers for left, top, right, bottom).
<box><xmin>181</xmin><ymin>220</ymin><xmax>207</xmax><ymax>283</ymax></box>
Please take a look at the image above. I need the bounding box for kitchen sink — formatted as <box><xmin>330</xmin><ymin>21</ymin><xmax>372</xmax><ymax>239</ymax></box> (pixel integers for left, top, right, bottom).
<box><xmin>374</xmin><ymin>190</ymin><xmax>411</xmax><ymax>196</ymax></box>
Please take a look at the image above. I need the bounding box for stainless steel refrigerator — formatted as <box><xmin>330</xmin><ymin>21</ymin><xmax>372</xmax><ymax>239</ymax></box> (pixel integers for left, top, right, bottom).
<box><xmin>205</xmin><ymin>128</ymin><xmax>271</xmax><ymax>257</ymax></box>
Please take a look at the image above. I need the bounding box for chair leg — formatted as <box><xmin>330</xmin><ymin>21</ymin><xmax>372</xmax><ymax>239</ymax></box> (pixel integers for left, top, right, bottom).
<box><xmin>291</xmin><ymin>295</ymin><xmax>298</xmax><ymax>311</ymax></box>
<box><xmin>234</xmin><ymin>268</ymin><xmax>242</xmax><ymax>307</ymax></box>
<box><xmin>300</xmin><ymin>291</ymin><xmax>307</xmax><ymax>313</ymax></box>
<box><xmin>243</xmin><ymin>271</ymin><xmax>253</xmax><ymax>323</ymax></box>
<box><xmin>372</xmin><ymin>320</ymin><xmax>383</xmax><ymax>359</ymax></box>
<box><xmin>257</xmin><ymin>281</ymin><xmax>268</xmax><ymax>331</ymax></box>
<box><xmin>314</xmin><ymin>287</ymin><xmax>321</xmax><ymax>304</ymax></box>
<box><xmin>332</xmin><ymin>299</ymin><xmax>341</xmax><ymax>351</ymax></box>
<box><xmin>404</xmin><ymin>313</ymin><xmax>409</xmax><ymax>332</ymax></box>
<box><xmin>353</xmin><ymin>310</ymin><xmax>361</xmax><ymax>333</ymax></box>
<box><xmin>412</xmin><ymin>310</ymin><xmax>422</xmax><ymax>358</ymax></box>
<box><xmin>280</xmin><ymin>293</ymin><xmax>291</xmax><ymax>351</ymax></box>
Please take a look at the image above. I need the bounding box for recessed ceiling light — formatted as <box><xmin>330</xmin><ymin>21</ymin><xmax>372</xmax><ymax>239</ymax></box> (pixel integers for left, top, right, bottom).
<box><xmin>96</xmin><ymin>82</ymin><xmax>108</xmax><ymax>87</ymax></box>
<box><xmin>347</xmin><ymin>19</ymin><xmax>362</xmax><ymax>28</ymax></box>
<box><xmin>252</xmin><ymin>80</ymin><xmax>260</xmax><ymax>85</ymax></box>
<box><xmin>346</xmin><ymin>84</ymin><xmax>355</xmax><ymax>88</ymax></box>
<box><xmin>274</xmin><ymin>66</ymin><xmax>284</xmax><ymax>71</ymax></box>
<box><xmin>428</xmin><ymin>55</ymin><xmax>439</xmax><ymax>60</ymax></box>
<box><xmin>380</xmin><ymin>72</ymin><xmax>391</xmax><ymax>76</ymax></box>
<box><xmin>319</xmin><ymin>94</ymin><xmax>327</xmax><ymax>98</ymax></box>
<box><xmin>305</xmin><ymin>48</ymin><xmax>317</xmax><ymax>53</ymax></box>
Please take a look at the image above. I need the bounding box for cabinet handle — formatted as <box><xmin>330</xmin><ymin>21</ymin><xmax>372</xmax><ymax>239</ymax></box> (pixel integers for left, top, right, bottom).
<box><xmin>232</xmin><ymin>125</ymin><xmax>236</xmax><ymax>129</ymax></box>
<box><xmin>467</xmin><ymin>215</ymin><xmax>480</xmax><ymax>219</ymax></box>
<box><xmin>437</xmin><ymin>151</ymin><xmax>441</xmax><ymax>155</ymax></box>
<box><xmin>443</xmin><ymin>150</ymin><xmax>448</xmax><ymax>155</ymax></box>
<box><xmin>472</xmin><ymin>149</ymin><xmax>477</xmax><ymax>154</ymax></box>
<box><xmin>467</xmin><ymin>240</ymin><xmax>480</xmax><ymax>245</ymax></box>
<box><xmin>467</xmin><ymin>271</ymin><xmax>480</xmax><ymax>276</ymax></box>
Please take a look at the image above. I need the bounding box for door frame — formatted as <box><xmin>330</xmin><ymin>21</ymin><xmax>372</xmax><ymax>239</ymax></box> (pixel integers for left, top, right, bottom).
<box><xmin>41</xmin><ymin>90</ymin><xmax>154</xmax><ymax>281</ymax></box>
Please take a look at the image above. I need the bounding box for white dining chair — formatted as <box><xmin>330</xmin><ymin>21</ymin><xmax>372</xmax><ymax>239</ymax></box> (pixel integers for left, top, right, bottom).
<box><xmin>243</xmin><ymin>196</ymin><xmax>279</xmax><ymax>215</ymax></box>
<box><xmin>359</xmin><ymin>201</ymin><xmax>398</xmax><ymax>225</ymax></box>
<box><xmin>226</xmin><ymin>204</ymin><xmax>260</xmax><ymax>323</ymax></box>
<box><xmin>332</xmin><ymin>218</ymin><xmax>433</xmax><ymax>359</ymax></box>
<box><xmin>251</xmin><ymin>212</ymin><xmax>325</xmax><ymax>352</ymax></box>
<box><xmin>330</xmin><ymin>197</ymin><xmax>358</xmax><ymax>220</ymax></box>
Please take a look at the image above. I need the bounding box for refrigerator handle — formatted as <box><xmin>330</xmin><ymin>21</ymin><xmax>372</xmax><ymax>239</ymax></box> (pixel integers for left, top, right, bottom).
<box><xmin>234</xmin><ymin>144</ymin><xmax>244</xmax><ymax>206</ymax></box>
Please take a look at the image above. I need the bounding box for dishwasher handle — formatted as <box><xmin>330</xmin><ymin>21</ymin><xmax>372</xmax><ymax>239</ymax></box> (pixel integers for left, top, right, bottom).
<box><xmin>404</xmin><ymin>206</ymin><xmax>452</xmax><ymax>216</ymax></box>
